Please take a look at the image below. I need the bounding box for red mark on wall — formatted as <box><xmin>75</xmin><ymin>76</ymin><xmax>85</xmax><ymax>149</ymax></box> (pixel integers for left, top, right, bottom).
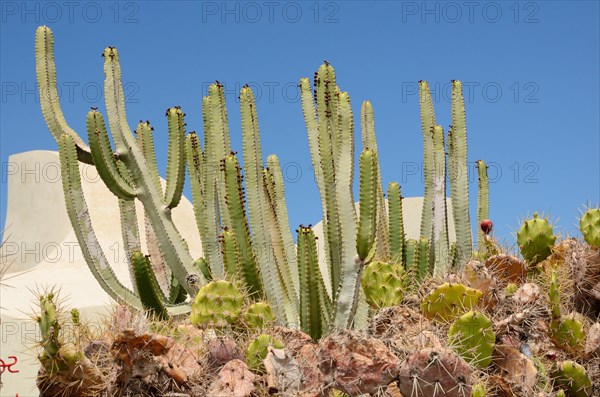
<box><xmin>0</xmin><ymin>356</ymin><xmax>19</xmax><ymax>373</ymax></box>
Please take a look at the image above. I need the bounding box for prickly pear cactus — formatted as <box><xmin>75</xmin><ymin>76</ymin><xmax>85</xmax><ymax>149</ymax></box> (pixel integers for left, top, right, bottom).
<box><xmin>549</xmin><ymin>314</ymin><xmax>586</xmax><ymax>354</ymax></box>
<box><xmin>190</xmin><ymin>280</ymin><xmax>243</xmax><ymax>327</ymax></box>
<box><xmin>448</xmin><ymin>311</ymin><xmax>495</xmax><ymax>368</ymax></box>
<box><xmin>245</xmin><ymin>334</ymin><xmax>284</xmax><ymax>373</ymax></box>
<box><xmin>516</xmin><ymin>213</ymin><xmax>556</xmax><ymax>264</ymax></box>
<box><xmin>580</xmin><ymin>208</ymin><xmax>600</xmax><ymax>248</ymax></box>
<box><xmin>244</xmin><ymin>302</ymin><xmax>275</xmax><ymax>329</ymax></box>
<box><xmin>398</xmin><ymin>347</ymin><xmax>472</xmax><ymax>397</ymax></box>
<box><xmin>421</xmin><ymin>283</ymin><xmax>483</xmax><ymax>321</ymax></box>
<box><xmin>552</xmin><ymin>361</ymin><xmax>592</xmax><ymax>397</ymax></box>
<box><xmin>361</xmin><ymin>261</ymin><xmax>406</xmax><ymax>308</ymax></box>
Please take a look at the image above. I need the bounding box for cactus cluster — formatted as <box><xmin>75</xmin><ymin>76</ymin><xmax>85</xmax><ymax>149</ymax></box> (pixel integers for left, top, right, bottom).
<box><xmin>33</xmin><ymin>26</ymin><xmax>600</xmax><ymax>397</ymax></box>
<box><xmin>37</xmin><ymin>25</ymin><xmax>491</xmax><ymax>337</ymax></box>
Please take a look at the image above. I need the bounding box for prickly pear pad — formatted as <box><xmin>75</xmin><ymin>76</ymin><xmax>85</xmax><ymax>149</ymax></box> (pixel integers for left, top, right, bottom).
<box><xmin>361</xmin><ymin>261</ymin><xmax>406</xmax><ymax>308</ymax></box>
<box><xmin>517</xmin><ymin>213</ymin><xmax>556</xmax><ymax>265</ymax></box>
<box><xmin>580</xmin><ymin>208</ymin><xmax>600</xmax><ymax>248</ymax></box>
<box><xmin>448</xmin><ymin>310</ymin><xmax>495</xmax><ymax>368</ymax></box>
<box><xmin>549</xmin><ymin>315</ymin><xmax>586</xmax><ymax>353</ymax></box>
<box><xmin>421</xmin><ymin>283</ymin><xmax>483</xmax><ymax>321</ymax></box>
<box><xmin>552</xmin><ymin>361</ymin><xmax>593</xmax><ymax>397</ymax></box>
<box><xmin>245</xmin><ymin>334</ymin><xmax>284</xmax><ymax>372</ymax></box>
<box><xmin>190</xmin><ymin>280</ymin><xmax>244</xmax><ymax>327</ymax></box>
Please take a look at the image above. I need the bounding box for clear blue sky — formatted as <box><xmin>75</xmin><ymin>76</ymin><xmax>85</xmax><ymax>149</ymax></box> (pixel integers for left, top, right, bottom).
<box><xmin>1</xmin><ymin>1</ymin><xmax>599</xmax><ymax>247</ymax></box>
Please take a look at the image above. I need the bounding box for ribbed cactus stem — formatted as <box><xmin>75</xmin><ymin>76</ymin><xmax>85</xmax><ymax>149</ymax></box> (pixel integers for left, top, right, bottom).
<box><xmin>477</xmin><ymin>160</ymin><xmax>489</xmax><ymax>248</ymax></box>
<box><xmin>58</xmin><ymin>134</ymin><xmax>142</xmax><ymax>310</ymax></box>
<box><xmin>404</xmin><ymin>239</ymin><xmax>419</xmax><ymax>277</ymax></box>
<box><xmin>221</xmin><ymin>154</ymin><xmax>263</xmax><ymax>297</ymax></box>
<box><xmin>38</xmin><ymin>293</ymin><xmax>61</xmax><ymax>371</ymax></box>
<box><xmin>186</xmin><ymin>132</ymin><xmax>224</xmax><ymax>278</ymax></box>
<box><xmin>297</xmin><ymin>226</ymin><xmax>325</xmax><ymax>340</ymax></box>
<box><xmin>450</xmin><ymin>80</ymin><xmax>473</xmax><ymax>264</ymax></box>
<box><xmin>417</xmin><ymin>237</ymin><xmax>431</xmax><ymax>281</ymax></box>
<box><xmin>131</xmin><ymin>251</ymin><xmax>169</xmax><ymax>320</ymax></box>
<box><xmin>356</xmin><ymin>149</ymin><xmax>378</xmax><ymax>261</ymax></box>
<box><xmin>220</xmin><ymin>227</ymin><xmax>240</xmax><ymax>277</ymax></box>
<box><xmin>102</xmin><ymin>46</ymin><xmax>201</xmax><ymax>295</ymax></box>
<box><xmin>361</xmin><ymin>101</ymin><xmax>389</xmax><ymax>260</ymax></box>
<box><xmin>87</xmin><ymin>109</ymin><xmax>135</xmax><ymax>199</ymax></box>
<box><xmin>135</xmin><ymin>121</ymin><xmax>162</xmax><ymax>194</ymax></box>
<box><xmin>35</xmin><ymin>26</ymin><xmax>92</xmax><ymax>163</ymax></box>
<box><xmin>240</xmin><ymin>87</ymin><xmax>292</xmax><ymax>323</ymax></box>
<box><xmin>164</xmin><ymin>107</ymin><xmax>186</xmax><ymax>208</ymax></box>
<box><xmin>549</xmin><ymin>270</ymin><xmax>561</xmax><ymax>319</ymax></box>
<box><xmin>419</xmin><ymin>81</ymin><xmax>436</xmax><ymax>241</ymax></box>
<box><xmin>118</xmin><ymin>198</ymin><xmax>142</xmax><ymax>294</ymax></box>
<box><xmin>432</xmin><ymin>125</ymin><xmax>449</xmax><ymax>273</ymax></box>
<box><xmin>205</xmin><ymin>84</ymin><xmax>233</xmax><ymax>229</ymax></box>
<box><xmin>387</xmin><ymin>182</ymin><xmax>405</xmax><ymax>265</ymax></box>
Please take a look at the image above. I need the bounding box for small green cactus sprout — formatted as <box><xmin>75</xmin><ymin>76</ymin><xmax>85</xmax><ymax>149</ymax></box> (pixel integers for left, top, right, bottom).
<box><xmin>190</xmin><ymin>280</ymin><xmax>244</xmax><ymax>327</ymax></box>
<box><xmin>516</xmin><ymin>213</ymin><xmax>556</xmax><ymax>265</ymax></box>
<box><xmin>552</xmin><ymin>361</ymin><xmax>592</xmax><ymax>397</ymax></box>
<box><xmin>448</xmin><ymin>311</ymin><xmax>495</xmax><ymax>368</ymax></box>
<box><xmin>472</xmin><ymin>383</ymin><xmax>487</xmax><ymax>397</ymax></box>
<box><xmin>548</xmin><ymin>270</ymin><xmax>586</xmax><ymax>353</ymax></box>
<box><xmin>361</xmin><ymin>261</ymin><xmax>406</xmax><ymax>308</ymax></box>
<box><xmin>556</xmin><ymin>390</ymin><xmax>567</xmax><ymax>397</ymax></box>
<box><xmin>244</xmin><ymin>302</ymin><xmax>275</xmax><ymax>329</ymax></box>
<box><xmin>549</xmin><ymin>314</ymin><xmax>586</xmax><ymax>354</ymax></box>
<box><xmin>421</xmin><ymin>283</ymin><xmax>483</xmax><ymax>321</ymax></box>
<box><xmin>580</xmin><ymin>207</ymin><xmax>600</xmax><ymax>248</ymax></box>
<box><xmin>245</xmin><ymin>334</ymin><xmax>284</xmax><ymax>372</ymax></box>
<box><xmin>504</xmin><ymin>283</ymin><xmax>518</xmax><ymax>296</ymax></box>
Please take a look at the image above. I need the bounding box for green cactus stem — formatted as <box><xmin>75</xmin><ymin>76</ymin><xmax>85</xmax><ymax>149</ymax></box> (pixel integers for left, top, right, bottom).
<box><xmin>449</xmin><ymin>80</ymin><xmax>473</xmax><ymax>264</ymax></box>
<box><xmin>476</xmin><ymin>160</ymin><xmax>489</xmax><ymax>249</ymax></box>
<box><xmin>387</xmin><ymin>182</ymin><xmax>405</xmax><ymax>265</ymax></box>
<box><xmin>431</xmin><ymin>125</ymin><xmax>449</xmax><ymax>274</ymax></box>
<box><xmin>361</xmin><ymin>101</ymin><xmax>389</xmax><ymax>260</ymax></box>
<box><xmin>297</xmin><ymin>226</ymin><xmax>329</xmax><ymax>340</ymax></box>
<box><xmin>419</xmin><ymin>81</ymin><xmax>436</xmax><ymax>243</ymax></box>
<box><xmin>131</xmin><ymin>251</ymin><xmax>169</xmax><ymax>321</ymax></box>
<box><xmin>357</xmin><ymin>148</ymin><xmax>378</xmax><ymax>261</ymax></box>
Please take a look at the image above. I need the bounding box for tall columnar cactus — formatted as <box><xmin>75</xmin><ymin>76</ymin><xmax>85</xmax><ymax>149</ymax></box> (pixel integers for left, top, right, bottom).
<box><xmin>37</xmin><ymin>26</ymin><xmax>202</xmax><ymax>308</ymax></box>
<box><xmin>297</xmin><ymin>226</ymin><xmax>330</xmax><ymax>340</ymax></box>
<box><xmin>476</xmin><ymin>160</ymin><xmax>489</xmax><ymax>247</ymax></box>
<box><xmin>387</xmin><ymin>182</ymin><xmax>405</xmax><ymax>265</ymax></box>
<box><xmin>449</xmin><ymin>81</ymin><xmax>473</xmax><ymax>265</ymax></box>
<box><xmin>361</xmin><ymin>101</ymin><xmax>390</xmax><ymax>260</ymax></box>
<box><xmin>580</xmin><ymin>207</ymin><xmax>600</xmax><ymax>248</ymax></box>
<box><xmin>517</xmin><ymin>213</ymin><xmax>556</xmax><ymax>265</ymax></box>
<box><xmin>38</xmin><ymin>26</ymin><xmax>487</xmax><ymax>339</ymax></box>
<box><xmin>419</xmin><ymin>81</ymin><xmax>436</xmax><ymax>244</ymax></box>
<box><xmin>431</xmin><ymin>125</ymin><xmax>449</xmax><ymax>273</ymax></box>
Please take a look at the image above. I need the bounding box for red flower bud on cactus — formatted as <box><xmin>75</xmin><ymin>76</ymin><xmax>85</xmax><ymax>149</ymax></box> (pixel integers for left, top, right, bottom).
<box><xmin>481</xmin><ymin>219</ymin><xmax>493</xmax><ymax>235</ymax></box>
